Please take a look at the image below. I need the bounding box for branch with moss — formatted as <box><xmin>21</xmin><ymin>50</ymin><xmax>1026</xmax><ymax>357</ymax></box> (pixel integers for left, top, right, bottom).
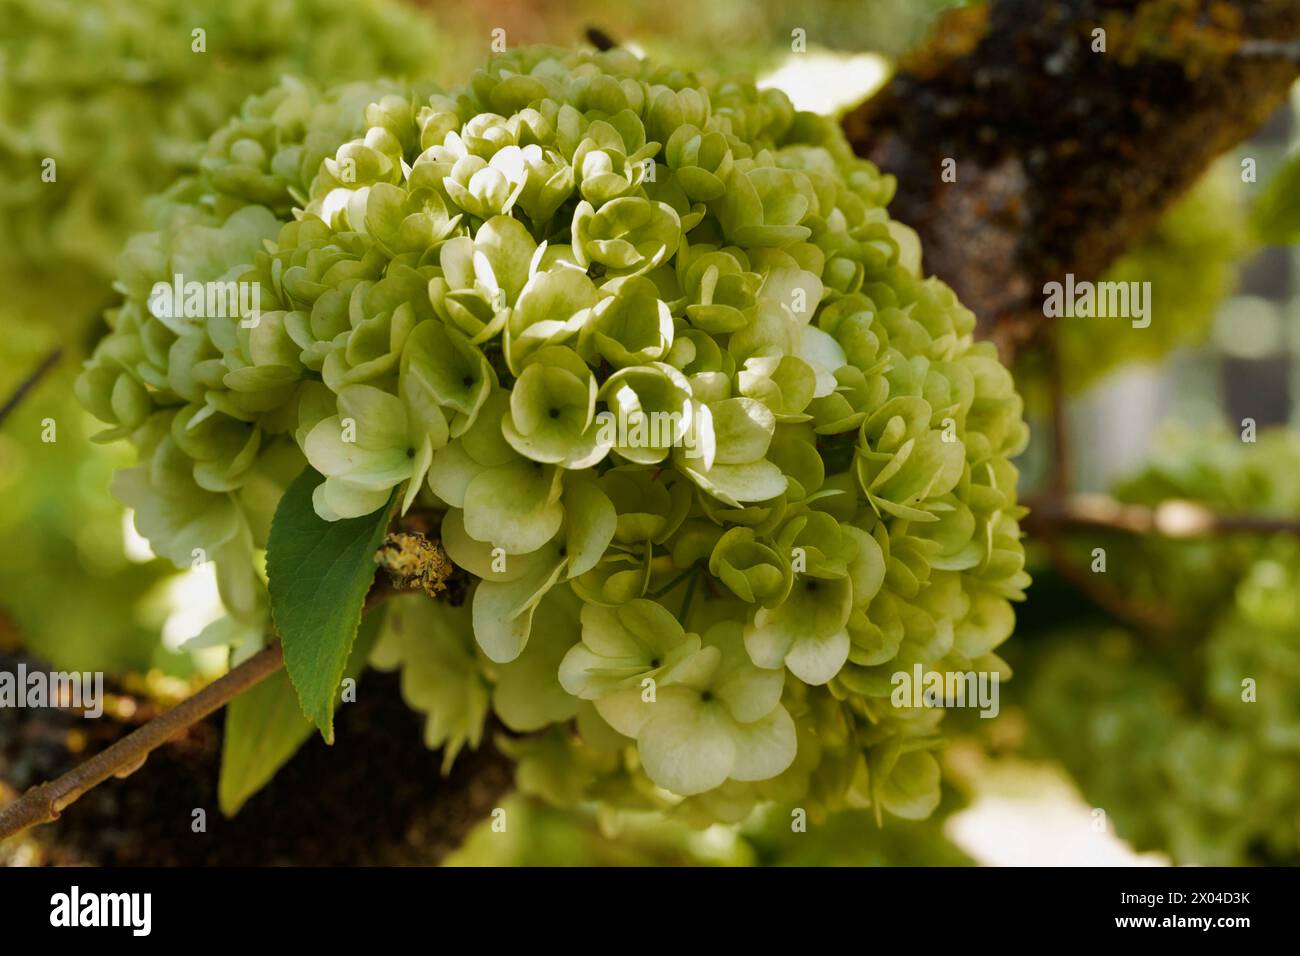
<box><xmin>844</xmin><ymin>0</ymin><xmax>1300</xmax><ymax>359</ymax></box>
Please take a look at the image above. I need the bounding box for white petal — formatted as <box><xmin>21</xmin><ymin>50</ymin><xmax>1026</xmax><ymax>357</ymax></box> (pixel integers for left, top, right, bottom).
<box><xmin>316</xmin><ymin>477</ymin><xmax>390</xmax><ymax>520</ymax></box>
<box><xmin>637</xmin><ymin>699</ymin><xmax>734</xmax><ymax>795</ymax></box>
<box><xmin>727</xmin><ymin>706</ymin><xmax>797</xmax><ymax>782</ymax></box>
<box><xmin>785</xmin><ymin>628</ymin><xmax>851</xmax><ymax>686</ymax></box>
<box><xmin>594</xmin><ymin>684</ymin><xmax>656</xmax><ymax>738</ymax></box>
<box><xmin>798</xmin><ymin>325</ymin><xmax>847</xmax><ymax>398</ymax></box>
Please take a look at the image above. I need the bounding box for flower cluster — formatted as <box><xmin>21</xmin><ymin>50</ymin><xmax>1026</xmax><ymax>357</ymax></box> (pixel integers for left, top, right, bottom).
<box><xmin>81</xmin><ymin>46</ymin><xmax>1030</xmax><ymax>822</ymax></box>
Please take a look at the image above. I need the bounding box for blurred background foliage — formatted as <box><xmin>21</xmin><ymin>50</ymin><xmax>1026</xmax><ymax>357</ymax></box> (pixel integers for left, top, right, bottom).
<box><xmin>3</xmin><ymin>0</ymin><xmax>1300</xmax><ymax>866</ymax></box>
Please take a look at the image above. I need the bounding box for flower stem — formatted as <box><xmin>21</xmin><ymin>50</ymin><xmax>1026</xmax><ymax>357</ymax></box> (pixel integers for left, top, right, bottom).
<box><xmin>679</xmin><ymin>565</ymin><xmax>703</xmax><ymax>629</ymax></box>
<box><xmin>647</xmin><ymin>560</ymin><xmax>699</xmax><ymax>600</ymax></box>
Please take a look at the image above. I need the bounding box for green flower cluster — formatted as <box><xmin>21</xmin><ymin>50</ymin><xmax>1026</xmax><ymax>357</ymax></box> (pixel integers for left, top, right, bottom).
<box><xmin>81</xmin><ymin>46</ymin><xmax>1030</xmax><ymax>822</ymax></box>
<box><xmin>1026</xmin><ymin>427</ymin><xmax>1300</xmax><ymax>865</ymax></box>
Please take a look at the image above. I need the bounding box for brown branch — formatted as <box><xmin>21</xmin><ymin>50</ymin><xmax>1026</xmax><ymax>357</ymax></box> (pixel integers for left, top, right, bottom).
<box><xmin>1022</xmin><ymin>490</ymin><xmax>1300</xmax><ymax>632</ymax></box>
<box><xmin>0</xmin><ymin>644</ymin><xmax>285</xmax><ymax>840</ymax></box>
<box><xmin>0</xmin><ymin>347</ymin><xmax>61</xmax><ymax>427</ymax></box>
<box><xmin>3</xmin><ymin>655</ymin><xmax>514</xmax><ymax>865</ymax></box>
<box><xmin>1024</xmin><ymin>494</ymin><xmax>1300</xmax><ymax>538</ymax></box>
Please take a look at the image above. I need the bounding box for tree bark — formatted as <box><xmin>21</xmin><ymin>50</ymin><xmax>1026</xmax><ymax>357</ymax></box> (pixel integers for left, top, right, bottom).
<box><xmin>843</xmin><ymin>0</ymin><xmax>1300</xmax><ymax>355</ymax></box>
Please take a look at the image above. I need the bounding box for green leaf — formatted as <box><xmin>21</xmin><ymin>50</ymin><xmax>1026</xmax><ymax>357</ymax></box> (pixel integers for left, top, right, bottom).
<box><xmin>218</xmin><ymin>607</ymin><xmax>387</xmax><ymax>816</ymax></box>
<box><xmin>1252</xmin><ymin>152</ymin><xmax>1300</xmax><ymax>245</ymax></box>
<box><xmin>266</xmin><ymin>467</ymin><xmax>393</xmax><ymax>742</ymax></box>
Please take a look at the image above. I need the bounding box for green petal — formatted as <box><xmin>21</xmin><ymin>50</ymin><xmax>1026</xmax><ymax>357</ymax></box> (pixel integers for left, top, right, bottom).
<box><xmin>337</xmin><ymin>384</ymin><xmax>408</xmax><ymax>450</ymax></box>
<box><xmin>707</xmin><ymin>621</ymin><xmax>785</xmax><ymax>721</ymax></box>
<box><xmin>472</xmin><ymin>557</ymin><xmax>566</xmax><ymax>663</ymax></box>
<box><xmin>463</xmin><ymin>461</ymin><xmax>564</xmax><ymax>554</ymax></box>
<box><xmin>727</xmin><ymin>706</ymin><xmax>797</xmax><ymax>782</ymax></box>
<box><xmin>785</xmin><ymin>628</ymin><xmax>851</xmax><ymax>685</ymax></box>
<box><xmin>492</xmin><ymin>589</ymin><xmax>582</xmax><ymax>730</ymax></box>
<box><xmin>638</xmin><ymin>692</ymin><xmax>734</xmax><ymax>795</ymax></box>
<box><xmin>561</xmin><ymin>476</ymin><xmax>617</xmax><ymax>577</ymax></box>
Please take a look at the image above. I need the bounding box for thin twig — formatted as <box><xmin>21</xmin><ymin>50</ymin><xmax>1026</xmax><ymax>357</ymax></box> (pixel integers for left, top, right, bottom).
<box><xmin>0</xmin><ymin>645</ymin><xmax>285</xmax><ymax>840</ymax></box>
<box><xmin>647</xmin><ymin>561</ymin><xmax>700</xmax><ymax>600</ymax></box>
<box><xmin>1035</xmin><ymin>528</ymin><xmax>1176</xmax><ymax>634</ymax></box>
<box><xmin>0</xmin><ymin>559</ymin><xmax>444</xmax><ymax>841</ymax></box>
<box><xmin>1023</xmin><ymin>494</ymin><xmax>1300</xmax><ymax>539</ymax></box>
<box><xmin>0</xmin><ymin>348</ymin><xmax>61</xmax><ymax>427</ymax></box>
<box><xmin>678</xmin><ymin>564</ymin><xmax>702</xmax><ymax>630</ymax></box>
